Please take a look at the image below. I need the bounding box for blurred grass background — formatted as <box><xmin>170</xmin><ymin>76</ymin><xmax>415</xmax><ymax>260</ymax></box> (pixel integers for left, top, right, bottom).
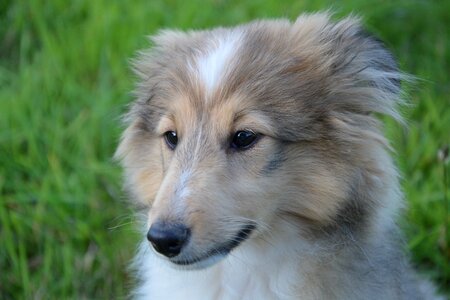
<box><xmin>0</xmin><ymin>0</ymin><xmax>449</xmax><ymax>298</ymax></box>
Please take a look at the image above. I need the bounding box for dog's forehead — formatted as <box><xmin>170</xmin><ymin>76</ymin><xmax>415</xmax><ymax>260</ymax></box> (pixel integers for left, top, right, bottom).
<box><xmin>194</xmin><ymin>30</ymin><xmax>243</xmax><ymax>97</ymax></box>
<box><xmin>168</xmin><ymin>93</ymin><xmax>274</xmax><ymax>139</ymax></box>
<box><xmin>166</xmin><ymin>30</ymin><xmax>250</xmax><ymax>109</ymax></box>
<box><xmin>185</xmin><ymin>24</ymin><xmax>292</xmax><ymax>104</ymax></box>
<box><xmin>159</xmin><ymin>28</ymin><xmax>279</xmax><ymax>131</ymax></box>
<box><xmin>153</xmin><ymin>23</ymin><xmax>285</xmax><ymax>100</ymax></box>
<box><xmin>169</xmin><ymin>95</ymin><xmax>238</xmax><ymax>133</ymax></box>
<box><xmin>145</xmin><ymin>20</ymin><xmax>328</xmax><ymax>141</ymax></box>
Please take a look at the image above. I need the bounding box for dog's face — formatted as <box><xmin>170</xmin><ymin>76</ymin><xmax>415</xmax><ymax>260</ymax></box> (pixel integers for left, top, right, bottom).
<box><xmin>116</xmin><ymin>14</ymin><xmax>401</xmax><ymax>269</ymax></box>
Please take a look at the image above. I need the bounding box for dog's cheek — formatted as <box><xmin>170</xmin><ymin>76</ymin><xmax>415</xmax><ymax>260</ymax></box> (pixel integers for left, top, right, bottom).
<box><xmin>225</xmin><ymin>172</ymin><xmax>283</xmax><ymax>226</ymax></box>
<box><xmin>117</xmin><ymin>123</ymin><xmax>165</xmax><ymax>207</ymax></box>
<box><xmin>220</xmin><ymin>142</ymin><xmax>287</xmax><ymax>224</ymax></box>
<box><xmin>129</xmin><ymin>166</ymin><xmax>164</xmax><ymax>207</ymax></box>
<box><xmin>275</xmin><ymin>145</ymin><xmax>351</xmax><ymax>224</ymax></box>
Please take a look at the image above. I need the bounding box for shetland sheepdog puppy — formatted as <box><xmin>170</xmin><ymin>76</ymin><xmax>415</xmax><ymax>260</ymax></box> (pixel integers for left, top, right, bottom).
<box><xmin>115</xmin><ymin>13</ymin><xmax>441</xmax><ymax>300</ymax></box>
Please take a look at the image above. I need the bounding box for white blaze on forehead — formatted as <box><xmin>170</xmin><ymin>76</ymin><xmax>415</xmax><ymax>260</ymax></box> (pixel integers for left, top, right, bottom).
<box><xmin>196</xmin><ymin>31</ymin><xmax>242</xmax><ymax>94</ymax></box>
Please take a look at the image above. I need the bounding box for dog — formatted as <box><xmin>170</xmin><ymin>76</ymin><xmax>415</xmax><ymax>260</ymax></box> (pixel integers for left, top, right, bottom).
<box><xmin>115</xmin><ymin>13</ymin><xmax>441</xmax><ymax>299</ymax></box>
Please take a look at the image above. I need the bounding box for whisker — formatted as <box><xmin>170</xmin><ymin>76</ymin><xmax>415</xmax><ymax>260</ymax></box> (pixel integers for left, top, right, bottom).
<box><xmin>108</xmin><ymin>220</ymin><xmax>136</xmax><ymax>231</ymax></box>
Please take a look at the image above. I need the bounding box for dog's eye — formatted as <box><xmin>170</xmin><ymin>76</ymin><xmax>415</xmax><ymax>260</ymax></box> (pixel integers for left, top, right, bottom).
<box><xmin>231</xmin><ymin>130</ymin><xmax>258</xmax><ymax>150</ymax></box>
<box><xmin>164</xmin><ymin>131</ymin><xmax>178</xmax><ymax>150</ymax></box>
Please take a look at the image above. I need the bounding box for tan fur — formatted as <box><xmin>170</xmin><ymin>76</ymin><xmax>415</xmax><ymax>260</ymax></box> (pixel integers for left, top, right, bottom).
<box><xmin>116</xmin><ymin>12</ymin><xmax>441</xmax><ymax>300</ymax></box>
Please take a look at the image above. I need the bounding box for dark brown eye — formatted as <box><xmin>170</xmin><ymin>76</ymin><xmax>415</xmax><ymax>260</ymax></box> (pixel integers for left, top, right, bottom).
<box><xmin>164</xmin><ymin>131</ymin><xmax>178</xmax><ymax>150</ymax></box>
<box><xmin>231</xmin><ymin>130</ymin><xmax>258</xmax><ymax>150</ymax></box>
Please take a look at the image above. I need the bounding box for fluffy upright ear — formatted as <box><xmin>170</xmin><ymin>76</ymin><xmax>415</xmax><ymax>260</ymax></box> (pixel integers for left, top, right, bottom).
<box><xmin>293</xmin><ymin>13</ymin><xmax>405</xmax><ymax>122</ymax></box>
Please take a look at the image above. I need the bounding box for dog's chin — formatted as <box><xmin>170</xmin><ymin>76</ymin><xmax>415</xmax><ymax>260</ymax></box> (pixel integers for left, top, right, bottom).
<box><xmin>167</xmin><ymin>251</ymin><xmax>229</xmax><ymax>270</ymax></box>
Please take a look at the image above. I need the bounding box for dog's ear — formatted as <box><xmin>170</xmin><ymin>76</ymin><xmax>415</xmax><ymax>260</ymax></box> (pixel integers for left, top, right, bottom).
<box><xmin>131</xmin><ymin>30</ymin><xmax>181</xmax><ymax>104</ymax></box>
<box><xmin>126</xmin><ymin>30</ymin><xmax>191</xmax><ymax>133</ymax></box>
<box><xmin>293</xmin><ymin>13</ymin><xmax>405</xmax><ymax>122</ymax></box>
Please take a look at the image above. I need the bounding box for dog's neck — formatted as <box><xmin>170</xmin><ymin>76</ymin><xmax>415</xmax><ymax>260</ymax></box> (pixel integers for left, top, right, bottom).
<box><xmin>132</xmin><ymin>217</ymin><xmax>390</xmax><ymax>300</ymax></box>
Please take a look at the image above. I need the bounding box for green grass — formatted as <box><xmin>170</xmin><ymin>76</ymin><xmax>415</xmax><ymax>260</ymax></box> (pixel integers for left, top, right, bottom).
<box><xmin>1</xmin><ymin>0</ymin><xmax>449</xmax><ymax>298</ymax></box>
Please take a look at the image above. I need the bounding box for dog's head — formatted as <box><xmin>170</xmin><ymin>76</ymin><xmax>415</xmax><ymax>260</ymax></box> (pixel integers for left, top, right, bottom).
<box><xmin>116</xmin><ymin>13</ymin><xmax>403</xmax><ymax>269</ymax></box>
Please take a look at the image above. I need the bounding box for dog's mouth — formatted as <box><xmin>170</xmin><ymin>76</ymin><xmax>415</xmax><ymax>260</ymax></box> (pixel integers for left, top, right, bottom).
<box><xmin>170</xmin><ymin>223</ymin><xmax>256</xmax><ymax>267</ymax></box>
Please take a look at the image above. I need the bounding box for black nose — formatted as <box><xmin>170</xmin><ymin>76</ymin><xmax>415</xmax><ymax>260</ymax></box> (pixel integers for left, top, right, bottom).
<box><xmin>147</xmin><ymin>222</ymin><xmax>190</xmax><ymax>258</ymax></box>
